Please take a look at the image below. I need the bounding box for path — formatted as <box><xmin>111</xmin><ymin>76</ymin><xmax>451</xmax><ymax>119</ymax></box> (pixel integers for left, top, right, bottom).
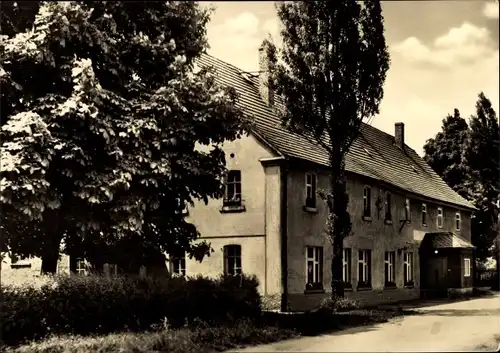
<box><xmin>236</xmin><ymin>294</ymin><xmax>500</xmax><ymax>352</ymax></box>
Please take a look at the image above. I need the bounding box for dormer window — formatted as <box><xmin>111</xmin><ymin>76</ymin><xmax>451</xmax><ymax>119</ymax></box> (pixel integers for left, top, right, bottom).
<box><xmin>363</xmin><ymin>186</ymin><xmax>371</xmax><ymax>218</ymax></box>
<box><xmin>305</xmin><ymin>173</ymin><xmax>317</xmax><ymax>209</ymax></box>
<box><xmin>224</xmin><ymin>170</ymin><xmax>242</xmax><ymax>206</ymax></box>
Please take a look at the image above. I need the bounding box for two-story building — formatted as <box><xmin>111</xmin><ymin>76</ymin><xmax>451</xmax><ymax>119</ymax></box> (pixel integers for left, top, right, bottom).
<box><xmin>174</xmin><ymin>46</ymin><xmax>477</xmax><ymax>311</ymax></box>
<box><xmin>1</xmin><ymin>44</ymin><xmax>477</xmax><ymax>312</ymax></box>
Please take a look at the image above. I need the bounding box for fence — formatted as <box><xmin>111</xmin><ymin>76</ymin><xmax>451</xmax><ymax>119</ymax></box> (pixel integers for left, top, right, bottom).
<box><xmin>474</xmin><ymin>268</ymin><xmax>499</xmax><ymax>290</ymax></box>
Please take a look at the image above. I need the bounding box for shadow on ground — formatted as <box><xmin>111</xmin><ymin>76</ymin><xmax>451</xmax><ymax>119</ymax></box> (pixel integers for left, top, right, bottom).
<box><xmin>416</xmin><ymin>308</ymin><xmax>500</xmax><ymax>317</ymax></box>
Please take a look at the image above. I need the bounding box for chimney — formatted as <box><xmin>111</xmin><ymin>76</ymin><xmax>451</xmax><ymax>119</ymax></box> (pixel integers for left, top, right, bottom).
<box><xmin>258</xmin><ymin>41</ymin><xmax>274</xmax><ymax>107</ymax></box>
<box><xmin>395</xmin><ymin>122</ymin><xmax>405</xmax><ymax>150</ymax></box>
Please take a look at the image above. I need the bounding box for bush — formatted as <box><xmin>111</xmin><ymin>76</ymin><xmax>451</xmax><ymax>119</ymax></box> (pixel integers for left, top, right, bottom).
<box><xmin>1</xmin><ymin>273</ymin><xmax>261</xmax><ymax>347</ymax></box>
<box><xmin>317</xmin><ymin>297</ymin><xmax>360</xmax><ymax>313</ymax></box>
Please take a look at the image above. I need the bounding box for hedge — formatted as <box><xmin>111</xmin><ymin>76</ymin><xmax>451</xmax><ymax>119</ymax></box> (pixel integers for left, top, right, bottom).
<box><xmin>1</xmin><ymin>274</ymin><xmax>261</xmax><ymax>346</ymax></box>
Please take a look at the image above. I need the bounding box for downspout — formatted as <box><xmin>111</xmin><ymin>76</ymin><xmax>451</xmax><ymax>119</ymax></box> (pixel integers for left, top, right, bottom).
<box><xmin>280</xmin><ymin>159</ymin><xmax>289</xmax><ymax>312</ymax></box>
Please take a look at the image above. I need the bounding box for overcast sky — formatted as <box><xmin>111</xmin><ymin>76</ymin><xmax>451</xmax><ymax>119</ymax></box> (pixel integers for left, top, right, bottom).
<box><xmin>202</xmin><ymin>1</ymin><xmax>499</xmax><ymax>156</ymax></box>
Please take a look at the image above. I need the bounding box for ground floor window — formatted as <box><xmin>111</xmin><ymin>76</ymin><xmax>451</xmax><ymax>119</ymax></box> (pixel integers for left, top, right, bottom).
<box><xmin>384</xmin><ymin>251</ymin><xmax>396</xmax><ymax>287</ymax></box>
<box><xmin>170</xmin><ymin>252</ymin><xmax>186</xmax><ymax>277</ymax></box>
<box><xmin>306</xmin><ymin>246</ymin><xmax>323</xmax><ymax>290</ymax></box>
<box><xmin>358</xmin><ymin>249</ymin><xmax>371</xmax><ymax>288</ymax></box>
<box><xmin>343</xmin><ymin>248</ymin><xmax>352</xmax><ymax>286</ymax></box>
<box><xmin>75</xmin><ymin>258</ymin><xmax>87</xmax><ymax>276</ymax></box>
<box><xmin>403</xmin><ymin>252</ymin><xmax>414</xmax><ymax>286</ymax></box>
<box><xmin>224</xmin><ymin>245</ymin><xmax>242</xmax><ymax>275</ymax></box>
<box><xmin>464</xmin><ymin>257</ymin><xmax>471</xmax><ymax>277</ymax></box>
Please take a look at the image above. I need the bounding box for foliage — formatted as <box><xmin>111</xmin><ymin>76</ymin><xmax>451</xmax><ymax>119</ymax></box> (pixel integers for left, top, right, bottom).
<box><xmin>423</xmin><ymin>93</ymin><xmax>499</xmax><ymax>259</ymax></box>
<box><xmin>463</xmin><ymin>93</ymin><xmax>500</xmax><ymax>260</ymax></box>
<box><xmin>265</xmin><ymin>0</ymin><xmax>389</xmax><ymax>298</ymax></box>
<box><xmin>423</xmin><ymin>109</ymin><xmax>470</xmax><ymax>199</ymax></box>
<box><xmin>3</xmin><ymin>320</ymin><xmax>297</xmax><ymax>353</ymax></box>
<box><xmin>318</xmin><ymin>297</ymin><xmax>360</xmax><ymax>312</ymax></box>
<box><xmin>0</xmin><ymin>1</ymin><xmax>247</xmax><ymax>272</ymax></box>
<box><xmin>0</xmin><ymin>1</ymin><xmax>40</xmax><ymax>38</ymax></box>
<box><xmin>1</xmin><ymin>273</ymin><xmax>261</xmax><ymax>347</ymax></box>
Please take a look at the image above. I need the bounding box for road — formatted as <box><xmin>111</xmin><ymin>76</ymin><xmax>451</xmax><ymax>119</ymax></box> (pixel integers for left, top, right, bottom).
<box><xmin>236</xmin><ymin>294</ymin><xmax>500</xmax><ymax>352</ymax></box>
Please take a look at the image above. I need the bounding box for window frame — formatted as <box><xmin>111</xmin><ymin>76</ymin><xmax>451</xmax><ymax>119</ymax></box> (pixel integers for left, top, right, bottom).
<box><xmin>224</xmin><ymin>170</ymin><xmax>242</xmax><ymax>206</ymax></box>
<box><xmin>170</xmin><ymin>251</ymin><xmax>186</xmax><ymax>277</ymax></box>
<box><xmin>437</xmin><ymin>207</ymin><xmax>444</xmax><ymax>229</ymax></box>
<box><xmin>363</xmin><ymin>186</ymin><xmax>372</xmax><ymax>218</ymax></box>
<box><xmin>464</xmin><ymin>257</ymin><xmax>471</xmax><ymax>277</ymax></box>
<box><xmin>455</xmin><ymin>212</ymin><xmax>461</xmax><ymax>231</ymax></box>
<box><xmin>421</xmin><ymin>203</ymin><xmax>427</xmax><ymax>226</ymax></box>
<box><xmin>75</xmin><ymin>258</ymin><xmax>87</xmax><ymax>276</ymax></box>
<box><xmin>306</xmin><ymin>246</ymin><xmax>323</xmax><ymax>290</ymax></box>
<box><xmin>342</xmin><ymin>248</ymin><xmax>352</xmax><ymax>286</ymax></box>
<box><xmin>305</xmin><ymin>173</ymin><xmax>317</xmax><ymax>209</ymax></box>
<box><xmin>385</xmin><ymin>192</ymin><xmax>392</xmax><ymax>221</ymax></box>
<box><xmin>403</xmin><ymin>252</ymin><xmax>414</xmax><ymax>286</ymax></box>
<box><xmin>358</xmin><ymin>249</ymin><xmax>372</xmax><ymax>288</ymax></box>
<box><xmin>404</xmin><ymin>198</ymin><xmax>411</xmax><ymax>221</ymax></box>
<box><xmin>384</xmin><ymin>251</ymin><xmax>396</xmax><ymax>287</ymax></box>
<box><xmin>224</xmin><ymin>245</ymin><xmax>242</xmax><ymax>276</ymax></box>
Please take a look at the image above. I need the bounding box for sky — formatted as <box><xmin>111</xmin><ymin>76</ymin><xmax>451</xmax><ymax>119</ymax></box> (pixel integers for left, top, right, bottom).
<box><xmin>202</xmin><ymin>1</ymin><xmax>499</xmax><ymax>156</ymax></box>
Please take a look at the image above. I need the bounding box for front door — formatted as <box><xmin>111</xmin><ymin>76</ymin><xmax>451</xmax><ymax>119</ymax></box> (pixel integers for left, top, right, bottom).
<box><xmin>426</xmin><ymin>257</ymin><xmax>448</xmax><ymax>297</ymax></box>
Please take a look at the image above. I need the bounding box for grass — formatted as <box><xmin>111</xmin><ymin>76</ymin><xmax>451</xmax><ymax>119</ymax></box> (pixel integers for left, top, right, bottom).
<box><xmin>2</xmin><ymin>320</ymin><xmax>298</xmax><ymax>353</ymax></box>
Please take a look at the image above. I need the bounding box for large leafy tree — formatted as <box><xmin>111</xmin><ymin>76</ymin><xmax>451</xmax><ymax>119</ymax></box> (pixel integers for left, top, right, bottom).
<box><xmin>0</xmin><ymin>1</ymin><xmax>246</xmax><ymax>273</ymax></box>
<box><xmin>463</xmin><ymin>93</ymin><xmax>500</xmax><ymax>260</ymax></box>
<box><xmin>423</xmin><ymin>108</ymin><xmax>470</xmax><ymax>199</ymax></box>
<box><xmin>266</xmin><ymin>1</ymin><xmax>390</xmax><ymax>298</ymax></box>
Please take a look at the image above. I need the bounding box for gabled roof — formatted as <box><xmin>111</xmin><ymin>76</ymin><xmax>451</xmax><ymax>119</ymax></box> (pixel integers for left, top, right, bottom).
<box><xmin>197</xmin><ymin>53</ymin><xmax>476</xmax><ymax>211</ymax></box>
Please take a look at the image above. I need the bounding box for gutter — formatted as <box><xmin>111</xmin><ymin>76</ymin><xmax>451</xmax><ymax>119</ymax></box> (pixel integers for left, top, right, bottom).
<box><xmin>280</xmin><ymin>158</ymin><xmax>289</xmax><ymax>312</ymax></box>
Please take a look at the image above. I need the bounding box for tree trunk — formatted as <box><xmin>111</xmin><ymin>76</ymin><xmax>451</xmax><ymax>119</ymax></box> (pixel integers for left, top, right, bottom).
<box><xmin>329</xmin><ymin>151</ymin><xmax>351</xmax><ymax>299</ymax></box>
<box><xmin>40</xmin><ymin>210</ymin><xmax>62</xmax><ymax>275</ymax></box>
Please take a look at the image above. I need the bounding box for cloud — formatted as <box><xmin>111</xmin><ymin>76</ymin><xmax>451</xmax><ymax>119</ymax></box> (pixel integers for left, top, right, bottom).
<box><xmin>482</xmin><ymin>1</ymin><xmax>499</xmax><ymax>19</ymax></box>
<box><xmin>393</xmin><ymin>22</ymin><xmax>496</xmax><ymax>67</ymax></box>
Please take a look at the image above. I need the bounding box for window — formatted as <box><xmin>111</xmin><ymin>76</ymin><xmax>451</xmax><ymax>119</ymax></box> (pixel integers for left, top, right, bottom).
<box><xmin>363</xmin><ymin>186</ymin><xmax>371</xmax><ymax>217</ymax></box>
<box><xmin>306</xmin><ymin>246</ymin><xmax>323</xmax><ymax>290</ymax></box>
<box><xmin>305</xmin><ymin>173</ymin><xmax>317</xmax><ymax>208</ymax></box>
<box><xmin>175</xmin><ymin>198</ymin><xmax>189</xmax><ymax>216</ymax></box>
<box><xmin>358</xmin><ymin>249</ymin><xmax>371</xmax><ymax>287</ymax></box>
<box><xmin>422</xmin><ymin>203</ymin><xmax>427</xmax><ymax>226</ymax></box>
<box><xmin>404</xmin><ymin>252</ymin><xmax>414</xmax><ymax>286</ymax></box>
<box><xmin>224</xmin><ymin>170</ymin><xmax>242</xmax><ymax>206</ymax></box>
<box><xmin>385</xmin><ymin>192</ymin><xmax>392</xmax><ymax>221</ymax></box>
<box><xmin>464</xmin><ymin>257</ymin><xmax>471</xmax><ymax>277</ymax></box>
<box><xmin>384</xmin><ymin>251</ymin><xmax>396</xmax><ymax>286</ymax></box>
<box><xmin>224</xmin><ymin>245</ymin><xmax>242</xmax><ymax>275</ymax></box>
<box><xmin>343</xmin><ymin>249</ymin><xmax>352</xmax><ymax>285</ymax></box>
<box><xmin>75</xmin><ymin>258</ymin><xmax>87</xmax><ymax>276</ymax></box>
<box><xmin>404</xmin><ymin>198</ymin><xmax>411</xmax><ymax>221</ymax></box>
<box><xmin>455</xmin><ymin>212</ymin><xmax>461</xmax><ymax>231</ymax></box>
<box><xmin>437</xmin><ymin>207</ymin><xmax>443</xmax><ymax>228</ymax></box>
<box><xmin>170</xmin><ymin>252</ymin><xmax>186</xmax><ymax>276</ymax></box>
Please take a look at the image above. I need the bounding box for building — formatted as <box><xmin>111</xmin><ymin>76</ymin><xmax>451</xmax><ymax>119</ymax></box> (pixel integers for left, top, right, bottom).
<box><xmin>180</xmin><ymin>46</ymin><xmax>477</xmax><ymax>311</ymax></box>
<box><xmin>1</xmin><ymin>45</ymin><xmax>478</xmax><ymax>312</ymax></box>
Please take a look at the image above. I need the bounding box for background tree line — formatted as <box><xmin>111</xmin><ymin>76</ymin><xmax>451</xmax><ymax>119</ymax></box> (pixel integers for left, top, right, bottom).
<box><xmin>424</xmin><ymin>93</ymin><xmax>500</xmax><ymax>261</ymax></box>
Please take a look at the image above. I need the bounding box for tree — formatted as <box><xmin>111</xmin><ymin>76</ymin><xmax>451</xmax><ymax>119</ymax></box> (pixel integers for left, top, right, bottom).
<box><xmin>463</xmin><ymin>93</ymin><xmax>500</xmax><ymax>260</ymax></box>
<box><xmin>266</xmin><ymin>1</ymin><xmax>389</xmax><ymax>298</ymax></box>
<box><xmin>0</xmin><ymin>1</ymin><xmax>40</xmax><ymax>37</ymax></box>
<box><xmin>0</xmin><ymin>1</ymin><xmax>247</xmax><ymax>273</ymax></box>
<box><xmin>423</xmin><ymin>108</ymin><xmax>470</xmax><ymax>199</ymax></box>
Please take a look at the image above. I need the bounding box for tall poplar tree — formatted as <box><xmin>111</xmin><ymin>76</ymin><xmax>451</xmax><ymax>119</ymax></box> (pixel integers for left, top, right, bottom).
<box><xmin>266</xmin><ymin>1</ymin><xmax>389</xmax><ymax>298</ymax></box>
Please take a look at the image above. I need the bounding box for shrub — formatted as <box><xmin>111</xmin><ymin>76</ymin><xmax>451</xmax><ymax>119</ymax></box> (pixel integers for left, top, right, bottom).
<box><xmin>317</xmin><ymin>297</ymin><xmax>360</xmax><ymax>313</ymax></box>
<box><xmin>1</xmin><ymin>273</ymin><xmax>261</xmax><ymax>347</ymax></box>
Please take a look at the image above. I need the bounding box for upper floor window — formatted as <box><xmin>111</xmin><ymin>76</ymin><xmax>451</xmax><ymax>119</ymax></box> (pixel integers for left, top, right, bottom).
<box><xmin>455</xmin><ymin>212</ymin><xmax>461</xmax><ymax>231</ymax></box>
<box><xmin>404</xmin><ymin>198</ymin><xmax>411</xmax><ymax>221</ymax></box>
<box><xmin>343</xmin><ymin>248</ymin><xmax>352</xmax><ymax>285</ymax></box>
<box><xmin>421</xmin><ymin>203</ymin><xmax>427</xmax><ymax>226</ymax></box>
<box><xmin>306</xmin><ymin>246</ymin><xmax>323</xmax><ymax>290</ymax></box>
<box><xmin>170</xmin><ymin>251</ymin><xmax>186</xmax><ymax>277</ymax></box>
<box><xmin>224</xmin><ymin>245</ymin><xmax>242</xmax><ymax>275</ymax></box>
<box><xmin>224</xmin><ymin>170</ymin><xmax>242</xmax><ymax>206</ymax></box>
<box><xmin>437</xmin><ymin>207</ymin><xmax>444</xmax><ymax>228</ymax></box>
<box><xmin>305</xmin><ymin>173</ymin><xmax>317</xmax><ymax>208</ymax></box>
<box><xmin>363</xmin><ymin>186</ymin><xmax>371</xmax><ymax>218</ymax></box>
<box><xmin>385</xmin><ymin>192</ymin><xmax>392</xmax><ymax>221</ymax></box>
